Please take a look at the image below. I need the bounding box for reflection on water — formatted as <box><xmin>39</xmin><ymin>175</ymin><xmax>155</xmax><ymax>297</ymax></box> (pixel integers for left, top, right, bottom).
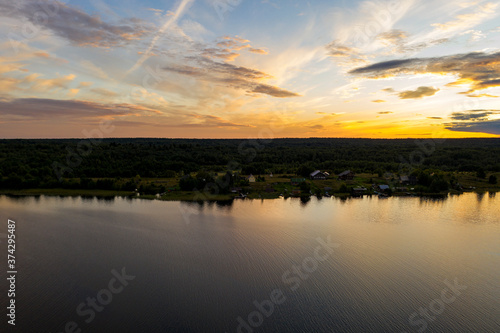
<box><xmin>0</xmin><ymin>193</ymin><xmax>499</xmax><ymax>332</ymax></box>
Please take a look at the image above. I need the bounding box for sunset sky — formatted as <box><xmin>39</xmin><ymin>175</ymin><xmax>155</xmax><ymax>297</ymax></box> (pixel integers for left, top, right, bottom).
<box><xmin>0</xmin><ymin>0</ymin><xmax>500</xmax><ymax>138</ymax></box>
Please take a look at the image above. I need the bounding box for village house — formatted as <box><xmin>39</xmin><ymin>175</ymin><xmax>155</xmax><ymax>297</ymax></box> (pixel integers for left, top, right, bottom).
<box><xmin>310</xmin><ymin>170</ymin><xmax>328</xmax><ymax>180</ymax></box>
<box><xmin>247</xmin><ymin>174</ymin><xmax>256</xmax><ymax>183</ymax></box>
<box><xmin>400</xmin><ymin>175</ymin><xmax>418</xmax><ymax>185</ymax></box>
<box><xmin>378</xmin><ymin>185</ymin><xmax>390</xmax><ymax>192</ymax></box>
<box><xmin>338</xmin><ymin>170</ymin><xmax>355</xmax><ymax>180</ymax></box>
<box><xmin>352</xmin><ymin>187</ymin><xmax>367</xmax><ymax>195</ymax></box>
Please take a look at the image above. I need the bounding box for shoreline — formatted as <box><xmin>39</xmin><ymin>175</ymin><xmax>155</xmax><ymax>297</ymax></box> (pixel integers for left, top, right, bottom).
<box><xmin>0</xmin><ymin>188</ymin><xmax>496</xmax><ymax>201</ymax></box>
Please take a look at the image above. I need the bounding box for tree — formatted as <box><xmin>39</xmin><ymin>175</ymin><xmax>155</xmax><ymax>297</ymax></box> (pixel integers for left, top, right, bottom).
<box><xmin>299</xmin><ymin>181</ymin><xmax>311</xmax><ymax>192</ymax></box>
<box><xmin>489</xmin><ymin>175</ymin><xmax>497</xmax><ymax>184</ymax></box>
<box><xmin>429</xmin><ymin>178</ymin><xmax>448</xmax><ymax>193</ymax></box>
<box><xmin>179</xmin><ymin>176</ymin><xmax>197</xmax><ymax>191</ymax></box>
<box><xmin>477</xmin><ymin>168</ymin><xmax>486</xmax><ymax>179</ymax></box>
<box><xmin>338</xmin><ymin>184</ymin><xmax>348</xmax><ymax>193</ymax></box>
<box><xmin>297</xmin><ymin>164</ymin><xmax>314</xmax><ymax>178</ymax></box>
<box><xmin>195</xmin><ymin>170</ymin><xmax>214</xmax><ymax>189</ymax></box>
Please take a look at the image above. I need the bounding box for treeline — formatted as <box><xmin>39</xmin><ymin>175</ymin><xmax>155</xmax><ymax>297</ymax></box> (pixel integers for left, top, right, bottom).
<box><xmin>0</xmin><ymin>138</ymin><xmax>499</xmax><ymax>189</ymax></box>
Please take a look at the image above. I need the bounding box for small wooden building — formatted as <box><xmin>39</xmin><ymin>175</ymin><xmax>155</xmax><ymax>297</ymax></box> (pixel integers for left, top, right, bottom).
<box><xmin>310</xmin><ymin>170</ymin><xmax>327</xmax><ymax>180</ymax></box>
<box><xmin>338</xmin><ymin>170</ymin><xmax>355</xmax><ymax>180</ymax></box>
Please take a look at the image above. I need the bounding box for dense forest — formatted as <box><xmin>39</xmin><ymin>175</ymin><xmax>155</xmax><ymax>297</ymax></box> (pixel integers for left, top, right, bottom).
<box><xmin>0</xmin><ymin>138</ymin><xmax>499</xmax><ymax>190</ymax></box>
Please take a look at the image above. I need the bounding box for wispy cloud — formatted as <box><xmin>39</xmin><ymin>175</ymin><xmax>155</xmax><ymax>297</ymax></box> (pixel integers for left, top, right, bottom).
<box><xmin>0</xmin><ymin>0</ymin><xmax>151</xmax><ymax>48</ymax></box>
<box><xmin>350</xmin><ymin>51</ymin><xmax>500</xmax><ymax>95</ymax></box>
<box><xmin>0</xmin><ymin>98</ymin><xmax>160</xmax><ymax>119</ymax></box>
<box><xmin>127</xmin><ymin>0</ymin><xmax>194</xmax><ymax>74</ymax></box>
<box><xmin>162</xmin><ymin>56</ymin><xmax>300</xmax><ymax>98</ymax></box>
<box><xmin>326</xmin><ymin>41</ymin><xmax>367</xmax><ymax>66</ymax></box>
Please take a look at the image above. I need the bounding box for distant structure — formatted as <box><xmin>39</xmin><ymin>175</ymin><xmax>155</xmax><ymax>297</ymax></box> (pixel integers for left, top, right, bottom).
<box><xmin>338</xmin><ymin>170</ymin><xmax>355</xmax><ymax>180</ymax></box>
<box><xmin>247</xmin><ymin>174</ymin><xmax>256</xmax><ymax>183</ymax></box>
<box><xmin>310</xmin><ymin>170</ymin><xmax>327</xmax><ymax>180</ymax></box>
<box><xmin>378</xmin><ymin>185</ymin><xmax>390</xmax><ymax>192</ymax></box>
<box><xmin>352</xmin><ymin>187</ymin><xmax>367</xmax><ymax>195</ymax></box>
<box><xmin>400</xmin><ymin>175</ymin><xmax>417</xmax><ymax>185</ymax></box>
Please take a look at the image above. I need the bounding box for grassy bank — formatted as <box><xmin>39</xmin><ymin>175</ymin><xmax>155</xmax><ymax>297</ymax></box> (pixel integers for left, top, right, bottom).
<box><xmin>1</xmin><ymin>172</ymin><xmax>498</xmax><ymax>201</ymax></box>
<box><xmin>0</xmin><ymin>188</ymin><xmax>134</xmax><ymax>197</ymax></box>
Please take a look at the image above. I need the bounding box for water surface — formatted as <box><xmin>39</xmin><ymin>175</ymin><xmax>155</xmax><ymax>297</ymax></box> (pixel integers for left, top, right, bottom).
<box><xmin>0</xmin><ymin>193</ymin><xmax>499</xmax><ymax>332</ymax></box>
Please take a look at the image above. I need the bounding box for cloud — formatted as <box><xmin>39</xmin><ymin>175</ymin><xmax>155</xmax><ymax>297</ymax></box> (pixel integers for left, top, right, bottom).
<box><xmin>28</xmin><ymin>74</ymin><xmax>77</xmax><ymax>92</ymax></box>
<box><xmin>405</xmin><ymin>2</ymin><xmax>498</xmax><ymax>50</ymax></box>
<box><xmin>0</xmin><ymin>97</ymin><xmax>251</xmax><ymax>130</ymax></box>
<box><xmin>91</xmin><ymin>88</ymin><xmax>119</xmax><ymax>98</ymax></box>
<box><xmin>350</xmin><ymin>58</ymin><xmax>420</xmax><ymax>75</ymax></box>
<box><xmin>461</xmin><ymin>29</ymin><xmax>486</xmax><ymax>42</ymax></box>
<box><xmin>377</xmin><ymin>29</ymin><xmax>408</xmax><ymax>45</ymax></box>
<box><xmin>372</xmin><ymin>99</ymin><xmax>386</xmax><ymax>103</ymax></box>
<box><xmin>250</xmin><ymin>84</ymin><xmax>300</xmax><ymax>98</ymax></box>
<box><xmin>34</xmin><ymin>52</ymin><xmax>50</xmax><ymax>58</ymax></box>
<box><xmin>308</xmin><ymin>125</ymin><xmax>324</xmax><ymax>130</ymax></box>
<box><xmin>449</xmin><ymin>109</ymin><xmax>500</xmax><ymax>121</ymax></box>
<box><xmin>350</xmin><ymin>51</ymin><xmax>500</xmax><ymax>95</ymax></box>
<box><xmin>427</xmin><ymin>116</ymin><xmax>442</xmax><ymax>119</ymax></box>
<box><xmin>377</xmin><ymin>111</ymin><xmax>393</xmax><ymax>114</ymax></box>
<box><xmin>216</xmin><ymin>38</ymin><xmax>249</xmax><ymax>51</ymax></box>
<box><xmin>80</xmin><ymin>60</ymin><xmax>109</xmax><ymax>80</ymax></box>
<box><xmin>248</xmin><ymin>48</ymin><xmax>269</xmax><ymax>55</ymax></box>
<box><xmin>0</xmin><ymin>0</ymin><xmax>151</xmax><ymax>48</ymax></box>
<box><xmin>162</xmin><ymin>56</ymin><xmax>299</xmax><ymax>98</ymax></box>
<box><xmin>205</xmin><ymin>37</ymin><xmax>269</xmax><ymax>59</ymax></box>
<box><xmin>200</xmin><ymin>48</ymin><xmax>241</xmax><ymax>62</ymax></box>
<box><xmin>326</xmin><ymin>40</ymin><xmax>367</xmax><ymax>65</ymax></box>
<box><xmin>0</xmin><ymin>98</ymin><xmax>160</xmax><ymax>119</ymax></box>
<box><xmin>466</xmin><ymin>93</ymin><xmax>498</xmax><ymax>98</ymax></box>
<box><xmin>186</xmin><ymin>114</ymin><xmax>250</xmax><ymax>128</ymax></box>
<box><xmin>127</xmin><ymin>0</ymin><xmax>194</xmax><ymax>74</ymax></box>
<box><xmin>431</xmin><ymin>3</ymin><xmax>498</xmax><ymax>34</ymax></box>
<box><xmin>398</xmin><ymin>86</ymin><xmax>439</xmax><ymax>99</ymax></box>
<box><xmin>374</xmin><ymin>29</ymin><xmax>441</xmax><ymax>54</ymax></box>
<box><xmin>445</xmin><ymin>119</ymin><xmax>500</xmax><ymax>134</ymax></box>
<box><xmin>445</xmin><ymin>109</ymin><xmax>500</xmax><ymax>135</ymax></box>
<box><xmin>78</xmin><ymin>82</ymin><xmax>94</xmax><ymax>88</ymax></box>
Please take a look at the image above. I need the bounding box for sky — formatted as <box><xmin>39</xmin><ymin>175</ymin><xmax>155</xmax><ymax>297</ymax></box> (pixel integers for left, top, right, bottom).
<box><xmin>0</xmin><ymin>0</ymin><xmax>500</xmax><ymax>138</ymax></box>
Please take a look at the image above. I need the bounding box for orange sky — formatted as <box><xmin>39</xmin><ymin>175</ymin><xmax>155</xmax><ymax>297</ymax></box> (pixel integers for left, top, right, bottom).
<box><xmin>0</xmin><ymin>0</ymin><xmax>499</xmax><ymax>138</ymax></box>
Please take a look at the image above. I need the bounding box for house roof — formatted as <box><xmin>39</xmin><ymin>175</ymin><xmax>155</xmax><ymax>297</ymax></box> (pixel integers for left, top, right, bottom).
<box><xmin>310</xmin><ymin>170</ymin><xmax>323</xmax><ymax>177</ymax></box>
<box><xmin>338</xmin><ymin>170</ymin><xmax>352</xmax><ymax>177</ymax></box>
<box><xmin>247</xmin><ymin>174</ymin><xmax>255</xmax><ymax>179</ymax></box>
<box><xmin>379</xmin><ymin>185</ymin><xmax>390</xmax><ymax>190</ymax></box>
<box><xmin>400</xmin><ymin>175</ymin><xmax>409</xmax><ymax>181</ymax></box>
<box><xmin>353</xmin><ymin>187</ymin><xmax>367</xmax><ymax>191</ymax></box>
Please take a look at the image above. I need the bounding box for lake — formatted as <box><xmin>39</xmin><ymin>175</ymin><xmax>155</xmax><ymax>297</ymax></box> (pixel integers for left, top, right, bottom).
<box><xmin>0</xmin><ymin>193</ymin><xmax>499</xmax><ymax>332</ymax></box>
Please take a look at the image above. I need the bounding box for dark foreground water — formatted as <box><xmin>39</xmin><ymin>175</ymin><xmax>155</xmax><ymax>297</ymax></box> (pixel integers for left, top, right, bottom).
<box><xmin>0</xmin><ymin>193</ymin><xmax>499</xmax><ymax>332</ymax></box>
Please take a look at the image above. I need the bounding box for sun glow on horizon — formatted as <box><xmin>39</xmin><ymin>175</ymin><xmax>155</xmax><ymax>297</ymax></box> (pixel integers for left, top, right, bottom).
<box><xmin>0</xmin><ymin>0</ymin><xmax>499</xmax><ymax>138</ymax></box>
